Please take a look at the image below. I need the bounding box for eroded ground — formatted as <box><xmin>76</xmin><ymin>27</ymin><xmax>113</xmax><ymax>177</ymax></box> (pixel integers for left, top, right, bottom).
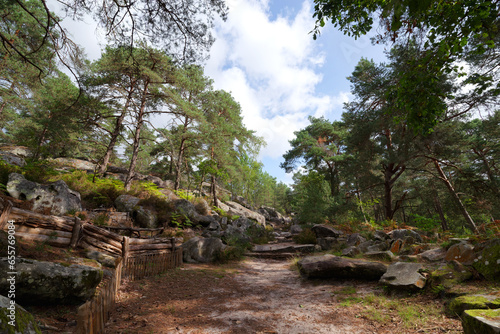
<box><xmin>105</xmin><ymin>258</ymin><xmax>462</xmax><ymax>334</ymax></box>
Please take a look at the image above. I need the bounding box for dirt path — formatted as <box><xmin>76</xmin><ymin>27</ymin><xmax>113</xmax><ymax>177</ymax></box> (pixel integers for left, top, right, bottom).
<box><xmin>105</xmin><ymin>257</ymin><xmax>461</xmax><ymax>334</ymax></box>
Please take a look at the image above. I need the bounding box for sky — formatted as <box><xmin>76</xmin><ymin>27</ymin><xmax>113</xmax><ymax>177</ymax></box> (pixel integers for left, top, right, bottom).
<box><xmin>53</xmin><ymin>0</ymin><xmax>388</xmax><ymax>184</ymax></box>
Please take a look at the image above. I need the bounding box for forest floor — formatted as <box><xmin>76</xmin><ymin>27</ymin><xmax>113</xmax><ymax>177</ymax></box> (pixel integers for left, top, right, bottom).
<box><xmin>104</xmin><ymin>257</ymin><xmax>463</xmax><ymax>334</ymax></box>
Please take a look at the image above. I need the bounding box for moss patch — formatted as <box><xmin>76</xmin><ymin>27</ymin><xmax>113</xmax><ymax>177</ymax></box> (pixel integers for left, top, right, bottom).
<box><xmin>462</xmin><ymin>309</ymin><xmax>500</xmax><ymax>334</ymax></box>
<box><xmin>447</xmin><ymin>295</ymin><xmax>500</xmax><ymax>316</ymax></box>
<box><xmin>473</xmin><ymin>240</ymin><xmax>500</xmax><ymax>282</ymax></box>
<box><xmin>0</xmin><ymin>301</ymin><xmax>42</xmax><ymax>334</ymax></box>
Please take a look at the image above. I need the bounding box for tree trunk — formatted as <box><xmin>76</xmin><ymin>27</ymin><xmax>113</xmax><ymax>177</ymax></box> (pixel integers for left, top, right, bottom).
<box><xmin>174</xmin><ymin>138</ymin><xmax>186</xmax><ymax>191</ymax></box>
<box><xmin>124</xmin><ymin>82</ymin><xmax>149</xmax><ymax>191</ymax></box>
<box><xmin>211</xmin><ymin>175</ymin><xmax>218</xmax><ymax>207</ymax></box>
<box><xmin>431</xmin><ymin>184</ymin><xmax>448</xmax><ymax>231</ymax></box>
<box><xmin>382</xmin><ymin>162</ymin><xmax>406</xmax><ymax>220</ymax></box>
<box><xmin>432</xmin><ymin>159</ymin><xmax>478</xmax><ymax>234</ymax></box>
<box><xmin>98</xmin><ymin>110</ymin><xmax>127</xmax><ymax>175</ymax></box>
<box><xmin>98</xmin><ymin>82</ymin><xmax>135</xmax><ymax>175</ymax></box>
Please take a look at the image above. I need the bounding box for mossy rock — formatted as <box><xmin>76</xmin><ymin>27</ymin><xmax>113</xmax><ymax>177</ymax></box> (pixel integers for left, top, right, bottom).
<box><xmin>430</xmin><ymin>261</ymin><xmax>473</xmax><ymax>290</ymax></box>
<box><xmin>0</xmin><ymin>295</ymin><xmax>42</xmax><ymax>334</ymax></box>
<box><xmin>473</xmin><ymin>239</ymin><xmax>500</xmax><ymax>282</ymax></box>
<box><xmin>462</xmin><ymin>308</ymin><xmax>500</xmax><ymax>334</ymax></box>
<box><xmin>447</xmin><ymin>294</ymin><xmax>500</xmax><ymax>316</ymax></box>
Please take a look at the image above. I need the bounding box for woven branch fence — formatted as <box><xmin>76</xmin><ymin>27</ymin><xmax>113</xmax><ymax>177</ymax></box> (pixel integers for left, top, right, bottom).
<box><xmin>0</xmin><ymin>199</ymin><xmax>184</xmax><ymax>334</ymax></box>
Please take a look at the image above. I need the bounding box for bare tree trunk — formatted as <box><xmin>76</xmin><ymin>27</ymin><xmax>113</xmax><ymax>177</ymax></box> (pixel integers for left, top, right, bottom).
<box><xmin>432</xmin><ymin>159</ymin><xmax>478</xmax><ymax>234</ymax></box>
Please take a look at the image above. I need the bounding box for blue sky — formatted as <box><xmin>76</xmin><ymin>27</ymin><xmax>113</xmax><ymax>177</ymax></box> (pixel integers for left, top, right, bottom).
<box><xmin>54</xmin><ymin>0</ymin><xmax>389</xmax><ymax>185</ymax></box>
<box><xmin>204</xmin><ymin>0</ymin><xmax>388</xmax><ymax>184</ymax></box>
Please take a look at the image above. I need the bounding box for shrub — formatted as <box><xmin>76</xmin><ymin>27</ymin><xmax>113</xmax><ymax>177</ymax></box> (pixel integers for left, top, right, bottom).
<box><xmin>293</xmin><ymin>228</ymin><xmax>317</xmax><ymax>244</ymax></box>
<box><xmin>215</xmin><ymin>235</ymin><xmax>251</xmax><ymax>263</ymax></box>
<box><xmin>246</xmin><ymin>224</ymin><xmax>275</xmax><ymax>244</ymax></box>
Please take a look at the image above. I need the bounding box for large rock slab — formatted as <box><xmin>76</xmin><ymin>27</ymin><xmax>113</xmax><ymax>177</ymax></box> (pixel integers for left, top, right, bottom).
<box><xmin>419</xmin><ymin>247</ymin><xmax>447</xmax><ymax>262</ymax></box>
<box><xmin>388</xmin><ymin>229</ymin><xmax>423</xmax><ymax>243</ymax></box>
<box><xmin>7</xmin><ymin>173</ymin><xmax>82</xmax><ymax>216</ymax></box>
<box><xmin>445</xmin><ymin>241</ymin><xmax>475</xmax><ymax>264</ymax></box>
<box><xmin>298</xmin><ymin>254</ymin><xmax>387</xmax><ymax>280</ymax></box>
<box><xmin>0</xmin><ymin>152</ymin><xmax>26</xmax><ymax>167</ymax></box>
<box><xmin>473</xmin><ymin>239</ymin><xmax>500</xmax><ymax>282</ymax></box>
<box><xmin>115</xmin><ymin>195</ymin><xmax>159</xmax><ymax>228</ymax></box>
<box><xmin>448</xmin><ymin>294</ymin><xmax>500</xmax><ymax>317</ymax></box>
<box><xmin>462</xmin><ymin>309</ymin><xmax>500</xmax><ymax>334</ymax></box>
<box><xmin>430</xmin><ymin>260</ymin><xmax>473</xmax><ymax>289</ymax></box>
<box><xmin>0</xmin><ymin>258</ymin><xmax>102</xmax><ymax>305</ymax></box>
<box><xmin>182</xmin><ymin>237</ymin><xmax>225</xmax><ymax>263</ymax></box>
<box><xmin>175</xmin><ymin>199</ymin><xmax>216</xmax><ymax>227</ymax></box>
<box><xmin>219</xmin><ymin>201</ymin><xmax>265</xmax><ymax>226</ymax></box>
<box><xmin>258</xmin><ymin>206</ymin><xmax>284</xmax><ymax>223</ymax></box>
<box><xmin>0</xmin><ymin>295</ymin><xmax>41</xmax><ymax>334</ymax></box>
<box><xmin>53</xmin><ymin>157</ymin><xmax>96</xmax><ymax>172</ymax></box>
<box><xmin>311</xmin><ymin>224</ymin><xmax>343</xmax><ymax>238</ymax></box>
<box><xmin>379</xmin><ymin>262</ymin><xmax>427</xmax><ymax>290</ymax></box>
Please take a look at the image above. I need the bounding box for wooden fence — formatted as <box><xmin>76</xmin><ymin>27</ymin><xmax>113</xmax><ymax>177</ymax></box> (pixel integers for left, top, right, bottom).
<box><xmin>123</xmin><ymin>248</ymin><xmax>183</xmax><ymax>280</ymax></box>
<box><xmin>0</xmin><ymin>199</ymin><xmax>184</xmax><ymax>334</ymax></box>
<box><xmin>77</xmin><ymin>258</ymin><xmax>123</xmax><ymax>334</ymax></box>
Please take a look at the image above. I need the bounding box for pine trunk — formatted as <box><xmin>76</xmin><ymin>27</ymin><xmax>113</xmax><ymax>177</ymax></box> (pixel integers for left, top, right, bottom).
<box><xmin>432</xmin><ymin>160</ymin><xmax>478</xmax><ymax>234</ymax></box>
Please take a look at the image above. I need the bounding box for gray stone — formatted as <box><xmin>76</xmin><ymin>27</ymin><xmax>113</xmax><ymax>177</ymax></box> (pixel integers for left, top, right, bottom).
<box><xmin>388</xmin><ymin>229</ymin><xmax>423</xmax><ymax>243</ymax></box>
<box><xmin>346</xmin><ymin>233</ymin><xmax>366</xmax><ymax>247</ymax></box>
<box><xmin>366</xmin><ymin>241</ymin><xmax>389</xmax><ymax>252</ymax></box>
<box><xmin>290</xmin><ymin>224</ymin><xmax>303</xmax><ymax>235</ymax></box>
<box><xmin>0</xmin><ymin>295</ymin><xmax>41</xmax><ymax>334</ymax></box>
<box><xmin>357</xmin><ymin>240</ymin><xmax>376</xmax><ymax>253</ymax></box>
<box><xmin>218</xmin><ymin>201</ymin><xmax>265</xmax><ymax>226</ymax></box>
<box><xmin>85</xmin><ymin>250</ymin><xmax>120</xmax><ymax>268</ymax></box>
<box><xmin>342</xmin><ymin>246</ymin><xmax>361</xmax><ymax>257</ymax></box>
<box><xmin>7</xmin><ymin>173</ymin><xmax>81</xmax><ymax>216</ymax></box>
<box><xmin>462</xmin><ymin>309</ymin><xmax>500</xmax><ymax>334</ymax></box>
<box><xmin>114</xmin><ymin>194</ymin><xmax>141</xmax><ymax>212</ymax></box>
<box><xmin>0</xmin><ymin>152</ymin><xmax>26</xmax><ymax>167</ymax></box>
<box><xmin>445</xmin><ymin>241</ymin><xmax>475</xmax><ymax>264</ymax></box>
<box><xmin>175</xmin><ymin>199</ymin><xmax>216</xmax><ymax>227</ymax></box>
<box><xmin>373</xmin><ymin>230</ymin><xmax>389</xmax><ymax>241</ymax></box>
<box><xmin>182</xmin><ymin>237</ymin><xmax>226</xmax><ymax>263</ymax></box>
<box><xmin>364</xmin><ymin>251</ymin><xmax>395</xmax><ymax>262</ymax></box>
<box><xmin>472</xmin><ymin>239</ymin><xmax>500</xmax><ymax>282</ymax></box>
<box><xmin>134</xmin><ymin>206</ymin><xmax>158</xmax><ymax>228</ymax></box>
<box><xmin>0</xmin><ymin>145</ymin><xmax>31</xmax><ymax>157</ymax></box>
<box><xmin>298</xmin><ymin>254</ymin><xmax>387</xmax><ymax>280</ymax></box>
<box><xmin>311</xmin><ymin>224</ymin><xmax>343</xmax><ymax>238</ymax></box>
<box><xmin>258</xmin><ymin>206</ymin><xmax>284</xmax><ymax>223</ymax></box>
<box><xmin>317</xmin><ymin>237</ymin><xmax>343</xmax><ymax>251</ymax></box>
<box><xmin>419</xmin><ymin>248</ymin><xmax>447</xmax><ymax>262</ymax></box>
<box><xmin>53</xmin><ymin>157</ymin><xmax>96</xmax><ymax>171</ymax></box>
<box><xmin>379</xmin><ymin>262</ymin><xmax>427</xmax><ymax>290</ymax></box>
<box><xmin>0</xmin><ymin>258</ymin><xmax>102</xmax><ymax>305</ymax></box>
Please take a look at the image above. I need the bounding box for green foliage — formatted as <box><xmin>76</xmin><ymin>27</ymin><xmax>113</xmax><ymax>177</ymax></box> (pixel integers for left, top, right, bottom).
<box><xmin>174</xmin><ymin>189</ymin><xmax>195</xmax><ymax>201</ymax></box>
<box><xmin>215</xmin><ymin>235</ymin><xmax>251</xmax><ymax>264</ymax></box>
<box><xmin>409</xmin><ymin>214</ymin><xmax>440</xmax><ymax>232</ymax></box>
<box><xmin>293</xmin><ymin>228</ymin><xmax>317</xmax><ymax>244</ymax></box>
<box><xmin>92</xmin><ymin>213</ymin><xmax>110</xmax><ymax>226</ymax></box>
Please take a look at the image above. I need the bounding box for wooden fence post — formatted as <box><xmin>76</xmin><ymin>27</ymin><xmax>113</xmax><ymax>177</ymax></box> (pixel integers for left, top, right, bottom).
<box><xmin>122</xmin><ymin>236</ymin><xmax>130</xmax><ymax>268</ymax></box>
<box><xmin>70</xmin><ymin>217</ymin><xmax>83</xmax><ymax>248</ymax></box>
<box><xmin>0</xmin><ymin>199</ymin><xmax>13</xmax><ymax>231</ymax></box>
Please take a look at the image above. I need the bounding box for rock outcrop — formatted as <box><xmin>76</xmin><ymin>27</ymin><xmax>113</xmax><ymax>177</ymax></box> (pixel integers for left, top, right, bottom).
<box><xmin>298</xmin><ymin>254</ymin><xmax>387</xmax><ymax>280</ymax></box>
<box><xmin>0</xmin><ymin>258</ymin><xmax>102</xmax><ymax>305</ymax></box>
<box><xmin>379</xmin><ymin>262</ymin><xmax>427</xmax><ymax>291</ymax></box>
<box><xmin>115</xmin><ymin>195</ymin><xmax>158</xmax><ymax>228</ymax></box>
<box><xmin>7</xmin><ymin>173</ymin><xmax>82</xmax><ymax>216</ymax></box>
<box><xmin>472</xmin><ymin>239</ymin><xmax>500</xmax><ymax>281</ymax></box>
<box><xmin>218</xmin><ymin>201</ymin><xmax>265</xmax><ymax>226</ymax></box>
<box><xmin>462</xmin><ymin>309</ymin><xmax>500</xmax><ymax>334</ymax></box>
<box><xmin>0</xmin><ymin>295</ymin><xmax>41</xmax><ymax>334</ymax></box>
<box><xmin>174</xmin><ymin>199</ymin><xmax>216</xmax><ymax>227</ymax></box>
<box><xmin>182</xmin><ymin>237</ymin><xmax>225</xmax><ymax>263</ymax></box>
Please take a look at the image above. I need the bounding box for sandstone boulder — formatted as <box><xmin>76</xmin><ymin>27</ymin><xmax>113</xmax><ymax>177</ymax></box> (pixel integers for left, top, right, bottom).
<box><xmin>311</xmin><ymin>224</ymin><xmax>343</xmax><ymax>238</ymax></box>
<box><xmin>0</xmin><ymin>295</ymin><xmax>41</xmax><ymax>334</ymax></box>
<box><xmin>473</xmin><ymin>239</ymin><xmax>500</xmax><ymax>282</ymax></box>
<box><xmin>430</xmin><ymin>261</ymin><xmax>473</xmax><ymax>289</ymax></box>
<box><xmin>298</xmin><ymin>254</ymin><xmax>387</xmax><ymax>280</ymax></box>
<box><xmin>462</xmin><ymin>309</ymin><xmax>500</xmax><ymax>334</ymax></box>
<box><xmin>219</xmin><ymin>201</ymin><xmax>265</xmax><ymax>226</ymax></box>
<box><xmin>0</xmin><ymin>152</ymin><xmax>26</xmax><ymax>167</ymax></box>
<box><xmin>0</xmin><ymin>258</ymin><xmax>102</xmax><ymax>305</ymax></box>
<box><xmin>7</xmin><ymin>173</ymin><xmax>81</xmax><ymax>216</ymax></box>
<box><xmin>85</xmin><ymin>250</ymin><xmax>120</xmax><ymax>268</ymax></box>
<box><xmin>182</xmin><ymin>237</ymin><xmax>225</xmax><ymax>263</ymax></box>
<box><xmin>175</xmin><ymin>199</ymin><xmax>216</xmax><ymax>227</ymax></box>
<box><xmin>388</xmin><ymin>229</ymin><xmax>423</xmax><ymax>243</ymax></box>
<box><xmin>445</xmin><ymin>241</ymin><xmax>475</xmax><ymax>264</ymax></box>
<box><xmin>419</xmin><ymin>247</ymin><xmax>447</xmax><ymax>262</ymax></box>
<box><xmin>379</xmin><ymin>262</ymin><xmax>427</xmax><ymax>290</ymax></box>
<box><xmin>448</xmin><ymin>294</ymin><xmax>500</xmax><ymax>317</ymax></box>
<box><xmin>346</xmin><ymin>233</ymin><xmax>366</xmax><ymax>247</ymax></box>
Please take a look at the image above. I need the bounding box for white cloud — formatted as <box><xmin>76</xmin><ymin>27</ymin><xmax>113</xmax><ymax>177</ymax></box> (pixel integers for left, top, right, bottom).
<box><xmin>205</xmin><ymin>0</ymin><xmax>349</xmax><ymax>160</ymax></box>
